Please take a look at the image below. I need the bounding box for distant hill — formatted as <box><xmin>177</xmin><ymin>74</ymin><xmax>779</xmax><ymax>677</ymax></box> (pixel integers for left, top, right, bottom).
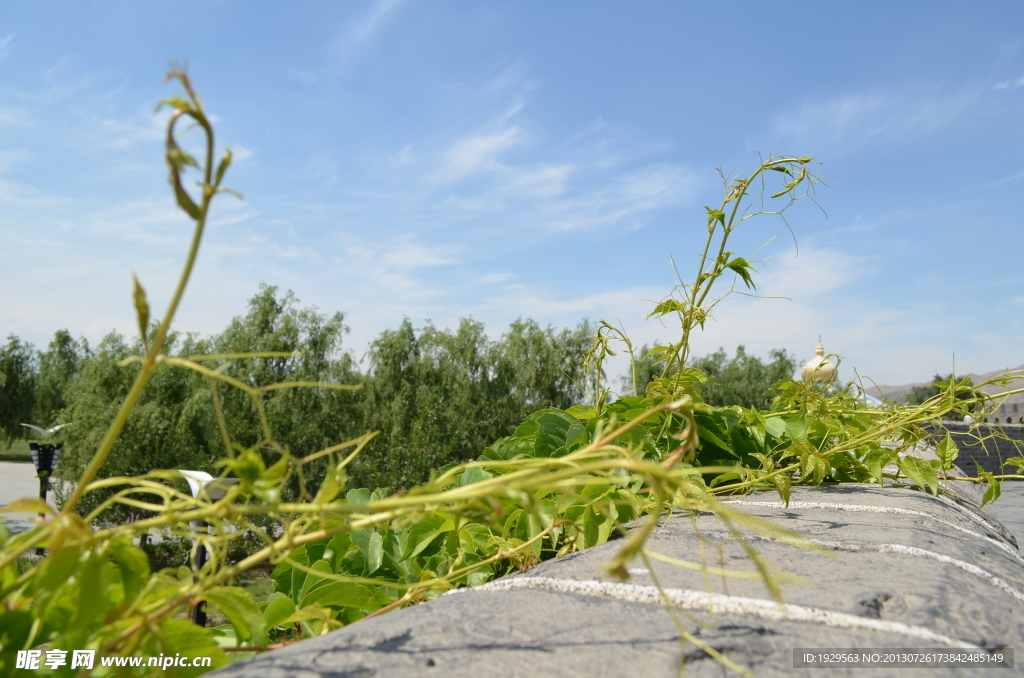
<box><xmin>866</xmin><ymin>364</ymin><xmax>1024</xmax><ymax>408</ymax></box>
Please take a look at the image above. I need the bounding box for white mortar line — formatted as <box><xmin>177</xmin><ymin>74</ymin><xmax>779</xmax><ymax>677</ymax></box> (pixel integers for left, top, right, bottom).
<box><xmin>877</xmin><ymin>544</ymin><xmax>1024</xmax><ymax>604</ymax></box>
<box><xmin>928</xmin><ymin>490</ymin><xmax>1017</xmax><ymax>538</ymax></box>
<box><xmin>725</xmin><ymin>532</ymin><xmax>1024</xmax><ymax>604</ymax></box>
<box><xmin>724</xmin><ymin>500</ymin><xmax>1024</xmax><ymax>566</ymax></box>
<box><xmin>456</xmin><ymin>576</ymin><xmax>979</xmax><ymax>649</ymax></box>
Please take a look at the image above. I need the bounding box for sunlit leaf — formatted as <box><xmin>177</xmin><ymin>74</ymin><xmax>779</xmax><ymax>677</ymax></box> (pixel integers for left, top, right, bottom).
<box><xmin>204</xmin><ymin>586</ymin><xmax>268</xmax><ymax>646</ymax></box>
<box><xmin>898</xmin><ymin>456</ymin><xmax>939</xmax><ymax>495</ymax></box>
<box><xmin>214</xmin><ymin>147</ymin><xmax>233</xmax><ymax>187</ymax></box>
<box><xmin>935</xmin><ymin>433</ymin><xmax>959</xmax><ymax>471</ymax></box>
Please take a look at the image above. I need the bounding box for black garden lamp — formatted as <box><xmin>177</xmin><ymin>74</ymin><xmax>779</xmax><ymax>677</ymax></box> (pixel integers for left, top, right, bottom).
<box><xmin>19</xmin><ymin>424</ymin><xmax>68</xmax><ymax>503</ymax></box>
<box><xmin>21</xmin><ymin>423</ymin><xmax>68</xmax><ymax>556</ymax></box>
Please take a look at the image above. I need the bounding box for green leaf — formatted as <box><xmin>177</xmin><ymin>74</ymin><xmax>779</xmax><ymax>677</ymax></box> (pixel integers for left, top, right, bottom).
<box><xmin>33</xmin><ymin>542</ymin><xmax>82</xmax><ymax>597</ymax></box>
<box><xmin>166</xmin><ymin>142</ymin><xmax>199</xmax><ymax>171</ymax></box>
<box><xmin>978</xmin><ymin>469</ymin><xmax>1001</xmax><ymax>508</ymax></box>
<box><xmin>217</xmin><ymin>448</ymin><xmax>265</xmax><ymax>492</ymax></box>
<box><xmin>402</xmin><ymin>512</ymin><xmax>453</xmax><ymax>560</ymax></box>
<box><xmin>581</xmin><ymin>505</ymin><xmax>611</xmax><ymax>550</ymax></box>
<box><xmin>271</xmin><ymin>558</ymin><xmax>294</xmax><ymax>596</ymax></box>
<box><xmin>351</xmin><ymin>529</ymin><xmax>384</xmax><ymax>575</ymax></box>
<box><xmin>783</xmin><ymin>417</ymin><xmax>808</xmax><ymax>440</ymax></box>
<box><xmin>898</xmin><ymin>456</ymin><xmax>939</xmax><ymax>495</ymax></box>
<box><xmin>773</xmin><ymin>473</ymin><xmax>791</xmax><ymax>507</ymax></box>
<box><xmin>864</xmin><ymin>449</ymin><xmax>895</xmax><ymax>485</ymax></box>
<box><xmin>346</xmin><ymin>488</ymin><xmax>371</xmax><ymax>504</ymax></box>
<box><xmin>763</xmin><ymin>417</ymin><xmax>787</xmax><ymax>439</ymax></box>
<box><xmin>705</xmin><ymin>206</ymin><xmax>726</xmax><ymax>226</ymax></box>
<box><xmin>533</xmin><ymin>409</ymin><xmax>581</xmax><ymax>457</ymax></box>
<box><xmin>204</xmin><ymin>586</ymin><xmax>268</xmax><ymax>646</ymax></box>
<box><xmin>132</xmin><ymin>273</ymin><xmax>150</xmax><ymax>346</ymax></box>
<box><xmin>262</xmin><ymin>594</ymin><xmax>296</xmax><ymax>629</ymax></box>
<box><xmin>173</xmin><ymin>181</ymin><xmax>202</xmax><ymax>220</ymax></box>
<box><xmin>808</xmin><ymin>454</ymin><xmax>829</xmax><ymax>485</ymax></box>
<box><xmin>108</xmin><ymin>536</ymin><xmax>151</xmax><ymax>601</ymax></box>
<box><xmin>694</xmin><ymin>414</ymin><xmax>734</xmax><ymax>455</ymax></box>
<box><xmin>1002</xmin><ymin>457</ymin><xmax>1024</xmax><ymax>473</ymax></box>
<box><xmin>460</xmin><ymin>466</ymin><xmax>493</xmax><ymax>486</ymax></box>
<box><xmin>157</xmin><ymin>97</ymin><xmax>194</xmax><ymax>113</ymax></box>
<box><xmin>70</xmin><ymin>553</ymin><xmax>111</xmax><ymax>629</ymax></box>
<box><xmin>214</xmin><ymin>147</ymin><xmax>233</xmax><ymax>187</ymax></box>
<box><xmin>156</xmin><ymin>618</ymin><xmax>229</xmax><ymax>675</ymax></box>
<box><xmin>935</xmin><ymin>433</ymin><xmax>959</xmax><ymax>471</ymax></box>
<box><xmin>724</xmin><ymin>257</ymin><xmax>756</xmax><ymax>290</ymax></box>
<box><xmin>647</xmin><ymin>298</ymin><xmax>687</xmax><ymax>319</ymax></box>
<box><xmin>302</xmin><ymin>582</ymin><xmax>378</xmax><ymax>611</ymax></box>
<box><xmin>566</xmin><ymin>404</ymin><xmax>597</xmax><ymax>420</ymax></box>
<box><xmin>298</xmin><ymin>559</ymin><xmax>332</xmax><ymax>604</ymax></box>
<box><xmin>0</xmin><ymin>610</ymin><xmax>33</xmax><ymax>654</ymax></box>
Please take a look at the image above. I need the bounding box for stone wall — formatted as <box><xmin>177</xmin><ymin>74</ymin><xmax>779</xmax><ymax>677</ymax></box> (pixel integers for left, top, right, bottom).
<box><xmin>211</xmin><ymin>450</ymin><xmax>1024</xmax><ymax>677</ymax></box>
<box><xmin>924</xmin><ymin>423</ymin><xmax>1024</xmax><ymax>478</ymax></box>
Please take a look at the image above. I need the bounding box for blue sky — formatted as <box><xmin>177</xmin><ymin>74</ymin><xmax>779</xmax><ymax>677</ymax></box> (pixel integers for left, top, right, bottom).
<box><xmin>2</xmin><ymin>1</ymin><xmax>1023</xmax><ymax>388</ymax></box>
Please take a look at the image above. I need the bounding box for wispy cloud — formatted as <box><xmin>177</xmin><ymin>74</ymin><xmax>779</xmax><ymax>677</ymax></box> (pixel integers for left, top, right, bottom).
<box><xmin>0</xmin><ymin>34</ymin><xmax>13</xmax><ymax>60</ymax></box>
<box><xmin>286</xmin><ymin>67</ymin><xmax>317</xmax><ymax>84</ymax></box>
<box><xmin>543</xmin><ymin>163</ymin><xmax>701</xmax><ymax>231</ymax></box>
<box><xmin>439</xmin><ymin>125</ymin><xmax>525</xmax><ymax>182</ymax></box>
<box><xmin>0</xmin><ymin>150</ymin><xmax>31</xmax><ymax>174</ymax></box>
<box><xmin>332</xmin><ymin>0</ymin><xmax>404</xmax><ymax>67</ymax></box>
<box><xmin>231</xmin><ymin>145</ymin><xmax>254</xmax><ymax>162</ymax></box>
<box><xmin>771</xmin><ymin>85</ymin><xmax>983</xmax><ymax>153</ymax></box>
<box><xmin>994</xmin><ymin>76</ymin><xmax>1024</xmax><ymax>90</ymax></box>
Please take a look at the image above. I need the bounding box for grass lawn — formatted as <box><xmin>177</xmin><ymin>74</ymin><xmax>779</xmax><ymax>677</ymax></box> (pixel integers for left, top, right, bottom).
<box><xmin>1</xmin><ymin>439</ymin><xmax>32</xmax><ymax>462</ymax></box>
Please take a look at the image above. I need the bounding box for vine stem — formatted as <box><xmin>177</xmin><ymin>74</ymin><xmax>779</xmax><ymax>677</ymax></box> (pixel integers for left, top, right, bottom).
<box><xmin>62</xmin><ymin>75</ymin><xmax>215</xmax><ymax>515</ymax></box>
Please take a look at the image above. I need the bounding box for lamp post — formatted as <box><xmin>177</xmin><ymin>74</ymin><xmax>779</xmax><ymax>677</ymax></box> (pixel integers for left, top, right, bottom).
<box><xmin>179</xmin><ymin>471</ymin><xmax>239</xmax><ymax>627</ymax></box>
<box><xmin>21</xmin><ymin>424</ymin><xmax>67</xmax><ymax>556</ymax></box>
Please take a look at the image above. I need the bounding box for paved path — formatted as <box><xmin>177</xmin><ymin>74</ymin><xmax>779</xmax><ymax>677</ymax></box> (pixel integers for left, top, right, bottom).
<box><xmin>0</xmin><ymin>460</ymin><xmax>48</xmax><ymax>534</ymax></box>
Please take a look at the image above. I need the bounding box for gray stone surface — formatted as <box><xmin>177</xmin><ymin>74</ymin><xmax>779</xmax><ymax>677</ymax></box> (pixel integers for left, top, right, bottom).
<box><xmin>987</xmin><ymin>481</ymin><xmax>1024</xmax><ymax>552</ymax></box>
<box><xmin>213</xmin><ymin>476</ymin><xmax>1024</xmax><ymax>677</ymax></box>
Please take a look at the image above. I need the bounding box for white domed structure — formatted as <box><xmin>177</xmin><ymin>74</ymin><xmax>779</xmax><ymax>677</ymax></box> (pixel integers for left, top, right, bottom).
<box><xmin>802</xmin><ymin>337</ymin><xmax>837</xmax><ymax>383</ymax></box>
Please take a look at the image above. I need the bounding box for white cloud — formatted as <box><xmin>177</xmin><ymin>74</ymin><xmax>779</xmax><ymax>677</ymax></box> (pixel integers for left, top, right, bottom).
<box><xmin>0</xmin><ymin>107</ymin><xmax>33</xmax><ymax>126</ymax></box>
<box><xmin>994</xmin><ymin>76</ymin><xmax>1024</xmax><ymax>90</ymax></box>
<box><xmin>440</xmin><ymin>126</ymin><xmax>525</xmax><ymax>181</ymax></box>
<box><xmin>286</xmin><ymin>68</ymin><xmax>317</xmax><ymax>84</ymax></box>
<box><xmin>0</xmin><ymin>34</ymin><xmax>13</xmax><ymax>60</ymax></box>
<box><xmin>545</xmin><ymin>163</ymin><xmax>702</xmax><ymax>231</ymax></box>
<box><xmin>771</xmin><ymin>85</ymin><xmax>982</xmax><ymax>153</ymax></box>
<box><xmin>332</xmin><ymin>0</ymin><xmax>404</xmax><ymax>66</ymax></box>
<box><xmin>0</xmin><ymin>150</ymin><xmax>31</xmax><ymax>174</ymax></box>
<box><xmin>475</xmin><ymin>273</ymin><xmax>514</xmax><ymax>285</ymax></box>
<box><xmin>230</xmin><ymin>145</ymin><xmax>254</xmax><ymax>162</ymax></box>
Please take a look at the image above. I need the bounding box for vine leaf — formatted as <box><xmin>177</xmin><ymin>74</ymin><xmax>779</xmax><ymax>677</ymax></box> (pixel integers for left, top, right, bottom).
<box><xmin>132</xmin><ymin>273</ymin><xmax>150</xmax><ymax>349</ymax></box>
<box><xmin>978</xmin><ymin>468</ymin><xmax>1002</xmax><ymax>508</ymax></box>
<box><xmin>935</xmin><ymin>433</ymin><xmax>959</xmax><ymax>472</ymax></box>
<box><xmin>898</xmin><ymin>455</ymin><xmax>938</xmax><ymax>495</ymax></box>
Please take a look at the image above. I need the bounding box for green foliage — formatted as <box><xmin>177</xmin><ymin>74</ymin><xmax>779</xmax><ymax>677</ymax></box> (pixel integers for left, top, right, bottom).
<box><xmin>691</xmin><ymin>346</ymin><xmax>797</xmax><ymax>410</ymax></box>
<box><xmin>905</xmin><ymin>373</ymin><xmax>980</xmax><ymax>421</ymax></box>
<box><xmin>209</xmin><ymin>283</ymin><xmax>362</xmax><ymax>493</ymax></box>
<box><xmin>627</xmin><ymin>344</ymin><xmax>797</xmax><ymax>409</ymax></box>
<box><xmin>0</xmin><ymin>335</ymin><xmax>37</xmax><ymax>444</ymax></box>
<box><xmin>34</xmin><ymin>329</ymin><xmax>89</xmax><ymax>430</ymax></box>
<box><xmin>355</xmin><ymin>317</ymin><xmax>592</xmax><ymax>489</ymax></box>
<box><xmin>56</xmin><ymin>330</ymin><xmax>217</xmax><ymax>527</ymax></box>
